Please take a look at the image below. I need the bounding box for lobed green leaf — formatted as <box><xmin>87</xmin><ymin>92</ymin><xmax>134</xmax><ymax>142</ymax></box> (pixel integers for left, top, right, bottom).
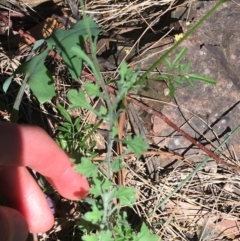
<box><xmin>46</xmin><ymin>18</ymin><xmax>102</xmax><ymax>80</ymax></box>
<box><xmin>113</xmin><ymin>186</ymin><xmax>136</xmax><ymax>207</ymax></box>
<box><xmin>67</xmin><ymin>89</ymin><xmax>94</xmax><ymax>110</ymax></box>
<box><xmin>15</xmin><ymin>51</ymin><xmax>55</xmax><ymax>103</ymax></box>
<box><xmin>136</xmin><ymin>223</ymin><xmax>159</xmax><ymax>241</ymax></box>
<box><xmin>75</xmin><ymin>157</ymin><xmax>98</xmax><ymax>177</ymax></box>
<box><xmin>124</xmin><ymin>135</ymin><xmax>148</xmax><ymax>158</ymax></box>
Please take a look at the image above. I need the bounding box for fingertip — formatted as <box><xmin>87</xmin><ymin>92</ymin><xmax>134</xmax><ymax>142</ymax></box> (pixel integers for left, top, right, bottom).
<box><xmin>47</xmin><ymin>167</ymin><xmax>89</xmax><ymax>200</ymax></box>
<box><xmin>70</xmin><ymin>173</ymin><xmax>90</xmax><ymax>200</ymax></box>
<box><xmin>13</xmin><ymin>124</ymin><xmax>90</xmax><ymax>200</ymax></box>
<box><xmin>27</xmin><ymin>208</ymin><xmax>54</xmax><ymax>233</ymax></box>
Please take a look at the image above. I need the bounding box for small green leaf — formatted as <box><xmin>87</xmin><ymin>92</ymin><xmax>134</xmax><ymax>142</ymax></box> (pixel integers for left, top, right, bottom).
<box><xmin>75</xmin><ymin>157</ymin><xmax>97</xmax><ymax>177</ymax></box>
<box><xmin>91</xmin><ymin>174</ymin><xmax>112</xmax><ymax>196</ymax></box>
<box><xmin>83</xmin><ymin>123</ymin><xmax>93</xmax><ymax>130</ymax></box>
<box><xmin>137</xmin><ymin>223</ymin><xmax>159</xmax><ymax>241</ymax></box>
<box><xmin>163</xmin><ymin>57</ymin><xmax>172</xmax><ymax>69</ymax></box>
<box><xmin>77</xmin><ymin>218</ymin><xmax>97</xmax><ymax>233</ymax></box>
<box><xmin>3</xmin><ymin>75</ymin><xmax>14</xmax><ymax>93</ymax></box>
<box><xmin>111</xmin><ymin>158</ymin><xmax>125</xmax><ymax>173</ymax></box>
<box><xmin>32</xmin><ymin>39</ymin><xmax>45</xmax><ymax>51</ymax></box>
<box><xmin>115</xmin><ymin>61</ymin><xmax>139</xmax><ymax>104</ymax></box>
<box><xmin>185</xmin><ymin>77</ymin><xmax>194</xmax><ymax>87</ymax></box>
<box><xmin>157</xmin><ymin>74</ymin><xmax>171</xmax><ymax>81</ymax></box>
<box><xmin>181</xmin><ymin>60</ymin><xmax>191</xmax><ymax>73</ymax></box>
<box><xmin>57</xmin><ymin>103</ymin><xmax>72</xmax><ymax>123</ymax></box>
<box><xmin>67</xmin><ymin>89</ymin><xmax>94</xmax><ymax>111</ymax></box>
<box><xmin>28</xmin><ymin>69</ymin><xmax>55</xmax><ymax>104</ymax></box>
<box><xmin>172</xmin><ymin>47</ymin><xmax>187</xmax><ymax>66</ymax></box>
<box><xmin>15</xmin><ymin>51</ymin><xmax>55</xmax><ymax>103</ymax></box>
<box><xmin>84</xmin><ymin>204</ymin><xmax>103</xmax><ymax>224</ymax></box>
<box><xmin>172</xmin><ymin>76</ymin><xmax>183</xmax><ymax>85</ymax></box>
<box><xmin>98</xmin><ymin>230</ymin><xmax>114</xmax><ymax>241</ymax></box>
<box><xmin>124</xmin><ymin>135</ymin><xmax>148</xmax><ymax>158</ymax></box>
<box><xmin>82</xmin><ymin>232</ymin><xmax>114</xmax><ymax>241</ymax></box>
<box><xmin>84</xmin><ymin>82</ymin><xmax>105</xmax><ymax>98</ymax></box>
<box><xmin>56</xmin><ymin>133</ymin><xmax>69</xmax><ymax>150</ymax></box>
<box><xmin>114</xmin><ymin>211</ymin><xmax>136</xmax><ymax>240</ymax></box>
<box><xmin>119</xmin><ymin>61</ymin><xmax>128</xmax><ymax>77</ymax></box>
<box><xmin>74</xmin><ymin>118</ymin><xmax>81</xmax><ymax>131</ymax></box>
<box><xmin>188</xmin><ymin>73</ymin><xmax>216</xmax><ymax>84</ymax></box>
<box><xmin>71</xmin><ymin>17</ymin><xmax>102</xmax><ymax>37</ymax></box>
<box><xmin>62</xmin><ymin>121</ymin><xmax>72</xmax><ymax>128</ymax></box>
<box><xmin>113</xmin><ymin>186</ymin><xmax>136</xmax><ymax>206</ymax></box>
<box><xmin>70</xmin><ymin>45</ymin><xmax>102</xmax><ymax>81</ymax></box>
<box><xmin>98</xmin><ymin>105</ymin><xmax>107</xmax><ymax>116</ymax></box>
<box><xmin>82</xmin><ymin>234</ymin><xmax>98</xmax><ymax>241</ymax></box>
<box><xmin>57</xmin><ymin>125</ymin><xmax>71</xmax><ymax>133</ymax></box>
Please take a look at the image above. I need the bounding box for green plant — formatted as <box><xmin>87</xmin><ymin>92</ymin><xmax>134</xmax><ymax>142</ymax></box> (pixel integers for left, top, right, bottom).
<box><xmin>139</xmin><ymin>0</ymin><xmax>227</xmax><ymax>83</ymax></box>
<box><xmin>57</xmin><ymin>61</ymin><xmax>155</xmax><ymax>240</ymax></box>
<box><xmin>3</xmin><ymin>0</ymin><xmax>227</xmax><ymax>239</ymax></box>
<box><xmin>56</xmin><ymin>103</ymin><xmax>99</xmax><ymax>158</ymax></box>
<box><xmin>157</xmin><ymin>46</ymin><xmax>216</xmax><ymax>98</ymax></box>
<box><xmin>3</xmin><ymin>17</ymin><xmax>101</xmax><ymax>122</ymax></box>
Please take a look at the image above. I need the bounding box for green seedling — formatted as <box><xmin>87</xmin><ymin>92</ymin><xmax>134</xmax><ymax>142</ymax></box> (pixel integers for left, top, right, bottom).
<box><xmin>157</xmin><ymin>47</ymin><xmax>216</xmax><ymax>98</ymax></box>
<box><xmin>56</xmin><ymin>103</ymin><xmax>98</xmax><ymax>159</ymax></box>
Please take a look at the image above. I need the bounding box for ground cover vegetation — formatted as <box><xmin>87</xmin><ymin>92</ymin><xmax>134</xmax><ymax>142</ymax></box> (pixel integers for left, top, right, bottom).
<box><xmin>1</xmin><ymin>0</ymin><xmax>240</xmax><ymax>240</ymax></box>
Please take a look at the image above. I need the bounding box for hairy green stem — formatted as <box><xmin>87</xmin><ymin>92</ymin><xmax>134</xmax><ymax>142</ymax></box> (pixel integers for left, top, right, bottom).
<box><xmin>79</xmin><ymin>0</ymin><xmax>115</xmax><ymax>181</ymax></box>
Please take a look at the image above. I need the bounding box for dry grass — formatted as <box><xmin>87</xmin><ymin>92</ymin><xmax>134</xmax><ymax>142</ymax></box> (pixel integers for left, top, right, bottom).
<box><xmin>85</xmin><ymin>0</ymin><xmax>177</xmax><ymax>30</ymax></box>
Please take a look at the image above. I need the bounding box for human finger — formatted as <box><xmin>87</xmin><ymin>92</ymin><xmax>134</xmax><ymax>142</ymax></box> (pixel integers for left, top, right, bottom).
<box><xmin>0</xmin><ymin>206</ymin><xmax>28</xmax><ymax>241</ymax></box>
<box><xmin>0</xmin><ymin>166</ymin><xmax>54</xmax><ymax>233</ymax></box>
<box><xmin>0</xmin><ymin>122</ymin><xmax>89</xmax><ymax>200</ymax></box>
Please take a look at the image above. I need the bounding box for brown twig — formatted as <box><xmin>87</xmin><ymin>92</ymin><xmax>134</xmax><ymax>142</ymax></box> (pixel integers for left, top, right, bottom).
<box><xmin>0</xmin><ymin>12</ymin><xmax>12</xmax><ymax>27</ymax></box>
<box><xmin>17</xmin><ymin>28</ymin><xmax>36</xmax><ymax>44</ymax></box>
<box><xmin>93</xmin><ymin>150</ymin><xmax>194</xmax><ymax>166</ymax></box>
<box><xmin>0</xmin><ymin>11</ymin><xmax>36</xmax><ymax>44</ymax></box>
<box><xmin>116</xmin><ymin>98</ymin><xmax>127</xmax><ymax>186</ymax></box>
<box><xmin>0</xmin><ymin>10</ymin><xmax>24</xmax><ymax>17</ymax></box>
